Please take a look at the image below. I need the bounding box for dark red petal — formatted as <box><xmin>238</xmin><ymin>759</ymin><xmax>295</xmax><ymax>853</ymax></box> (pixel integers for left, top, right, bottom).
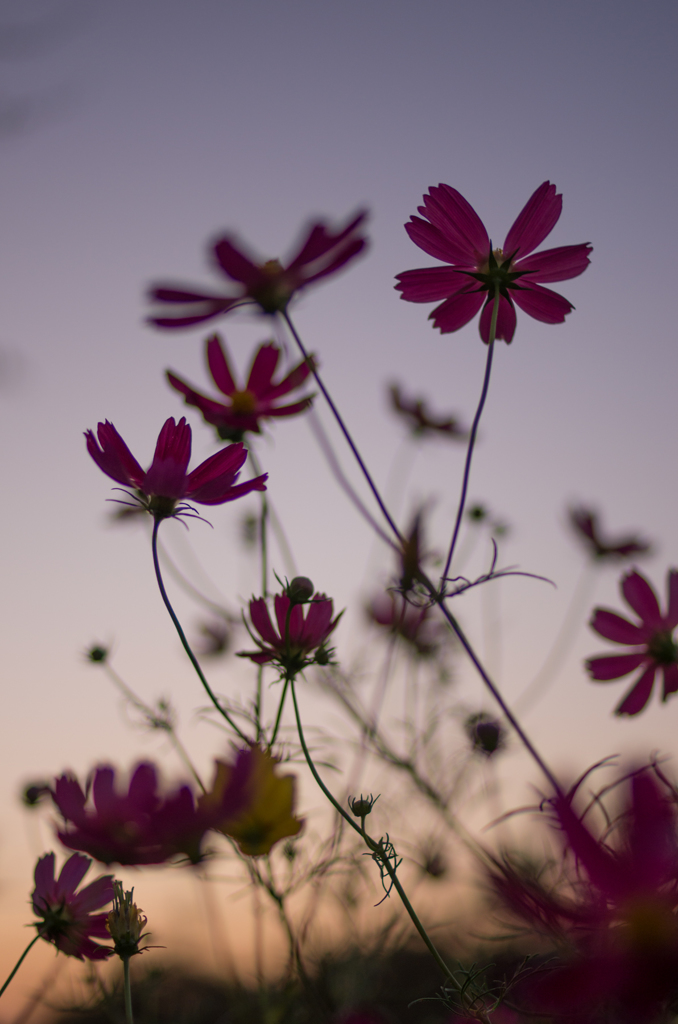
<box><xmin>274</xmin><ymin>594</ymin><xmax>292</xmax><ymax>638</ymax></box>
<box><xmin>190</xmin><ymin>473</ymin><xmax>267</xmax><ymax>505</ymax></box>
<box><xmin>185</xmin><ymin>443</ymin><xmax>246</xmax><ymax>492</ymax></box>
<box><xmin>429</xmin><ymin>290</ymin><xmax>484</xmax><ymax>333</ymax></box>
<box><xmin>302</xmin><ymin>599</ymin><xmax>335</xmax><ymax>646</ymax></box>
<box><xmin>206</xmin><ymin>334</ymin><xmax>237</xmax><ymax>396</ymax></box>
<box><xmin>586</xmin><ymin>651</ymin><xmax>648</xmax><ymax>680</ymax></box>
<box><xmin>127</xmin><ymin>762</ymin><xmax>160</xmax><ymax>811</ymax></box>
<box><xmin>504</xmin><ymin>181</ymin><xmax>561</xmax><ymax>258</ymax></box>
<box><xmin>479</xmin><ymin>295</ymin><xmax>517</xmax><ymax>343</ymax></box>
<box><xmin>590</xmin><ymin>608</ymin><xmax>650</xmax><ymax>644</ymax></box>
<box><xmin>421</xmin><ymin>184</ymin><xmax>489</xmax><ymax>262</ymax></box>
<box><xmin>33</xmin><ymin>853</ymin><xmax>56</xmax><ymax>902</ymax></box>
<box><xmin>622</xmin><ymin>570</ymin><xmax>663</xmax><ymax>628</ymax></box>
<box><xmin>511</xmin><ymin>283</ymin><xmax>573</xmax><ymax>324</ymax></box>
<box><xmin>144</xmin><ymin>417</ymin><xmax>191</xmax><ymax>498</ymax></box>
<box><xmin>247</xmin><ymin>344</ymin><xmax>280</xmax><ymax>396</ymax></box>
<box><xmin>70</xmin><ymin>874</ymin><xmax>115</xmax><ymax>915</ymax></box>
<box><xmin>150</xmin><ymin>286</ymin><xmax>227</xmax><ymax>304</ymax></box>
<box><xmin>405</xmin><ymin>217</ymin><xmax>472</xmax><ymax>265</ymax></box>
<box><xmin>264</xmin><ymin>356</ymin><xmax>313</xmax><ymax>401</ymax></box>
<box><xmin>301</xmin><ymin>237</ymin><xmax>367</xmax><ymax>285</ymax></box>
<box><xmin>86</xmin><ymin>422</ymin><xmax>146</xmax><ymax>489</ymax></box>
<box><xmin>287</xmin><ymin>211</ymin><xmax>367</xmax><ymax>269</ymax></box>
<box><xmin>552</xmin><ymin>795</ymin><xmax>622</xmax><ymax>898</ymax></box>
<box><xmin>212</xmin><ymin>237</ymin><xmax>261</xmax><ymax>286</ymax></box>
<box><xmin>264</xmin><ymin>397</ymin><xmax>313</xmax><ymax>419</ymax></box>
<box><xmin>616</xmin><ymin>665</ymin><xmax>657</xmax><ymax>715</ymax></box>
<box><xmin>250</xmin><ymin>598</ymin><xmax>280</xmax><ymax>645</ymax></box>
<box><xmin>662</xmin><ymin>663</ymin><xmax>678</xmax><ymax>699</ymax></box>
<box><xmin>394</xmin><ymin>266</ymin><xmax>467</xmax><ymax>302</ymax></box>
<box><xmin>665</xmin><ymin>569</ymin><xmax>678</xmax><ymax>629</ymax></box>
<box><xmin>166</xmin><ymin>372</ymin><xmax>233</xmax><ymax>428</ymax></box>
<box><xmin>55</xmin><ymin>853</ymin><xmax>90</xmax><ymax>899</ymax></box>
<box><xmin>517</xmin><ymin>243</ymin><xmax>592</xmax><ymax>283</ymax></box>
<box><xmin>148</xmin><ymin>301</ymin><xmax>240</xmax><ymax>329</ymax></box>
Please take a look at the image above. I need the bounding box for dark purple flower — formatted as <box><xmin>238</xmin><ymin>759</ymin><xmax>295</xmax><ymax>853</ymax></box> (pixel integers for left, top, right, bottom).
<box><xmin>148</xmin><ymin>211</ymin><xmax>367</xmax><ymax>327</ymax></box>
<box><xmin>86</xmin><ymin>416</ymin><xmax>267</xmax><ymax>519</ymax></box>
<box><xmin>586</xmin><ymin>569</ymin><xmax>678</xmax><ymax>715</ymax></box>
<box><xmin>569</xmin><ymin>507</ymin><xmax>652</xmax><ymax>561</ymax></box>
<box><xmin>396</xmin><ymin>181</ymin><xmax>591</xmax><ymax>343</ymax></box>
<box><xmin>32</xmin><ymin>852</ymin><xmax>113</xmax><ymax>960</ymax></box>
<box><xmin>389</xmin><ymin>383</ymin><xmax>468</xmax><ymax>440</ymax></box>
<box><xmin>238</xmin><ymin>591</ymin><xmax>341</xmax><ymax>675</ymax></box>
<box><xmin>366</xmin><ymin>592</ymin><xmax>440</xmax><ymax>657</ymax></box>
<box><xmin>167</xmin><ymin>335</ymin><xmax>314</xmax><ymax>442</ymax></box>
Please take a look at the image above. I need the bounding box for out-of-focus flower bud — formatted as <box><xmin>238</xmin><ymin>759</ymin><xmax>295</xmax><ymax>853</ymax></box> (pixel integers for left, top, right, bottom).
<box><xmin>22</xmin><ymin>782</ymin><xmax>52</xmax><ymax>807</ymax></box>
<box><xmin>87</xmin><ymin>645</ymin><xmax>109</xmax><ymax>664</ymax></box>
<box><xmin>465</xmin><ymin>712</ymin><xmax>504</xmax><ymax>756</ymax></box>
<box><xmin>287</xmin><ymin>576</ymin><xmax>315</xmax><ymax>605</ymax></box>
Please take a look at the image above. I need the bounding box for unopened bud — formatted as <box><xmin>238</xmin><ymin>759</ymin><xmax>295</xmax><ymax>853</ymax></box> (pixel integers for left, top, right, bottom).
<box><xmin>465</xmin><ymin>712</ymin><xmax>504</xmax><ymax>756</ymax></box>
<box><xmin>21</xmin><ymin>782</ymin><xmax>51</xmax><ymax>807</ymax></box>
<box><xmin>349</xmin><ymin>793</ymin><xmax>378</xmax><ymax>819</ymax></box>
<box><xmin>287</xmin><ymin>577</ymin><xmax>315</xmax><ymax>605</ymax></box>
<box><xmin>87</xmin><ymin>645</ymin><xmax>108</xmax><ymax>664</ymax></box>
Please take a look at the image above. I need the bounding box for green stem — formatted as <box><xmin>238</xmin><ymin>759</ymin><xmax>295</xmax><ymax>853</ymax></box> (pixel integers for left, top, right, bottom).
<box><xmin>151</xmin><ymin>518</ymin><xmax>249</xmax><ymax>743</ymax></box>
<box><xmin>269</xmin><ymin>676</ymin><xmax>290</xmax><ymax>747</ymax></box>
<box><xmin>442</xmin><ymin>286</ymin><xmax>500</xmax><ymax>582</ymax></box>
<box><xmin>0</xmin><ymin>932</ymin><xmax>43</xmax><ymax>999</ymax></box>
<box><xmin>123</xmin><ymin>957</ymin><xmax>133</xmax><ymax>1024</ymax></box>
<box><xmin>289</xmin><ymin>680</ymin><xmax>468</xmax><ymax>1000</ymax></box>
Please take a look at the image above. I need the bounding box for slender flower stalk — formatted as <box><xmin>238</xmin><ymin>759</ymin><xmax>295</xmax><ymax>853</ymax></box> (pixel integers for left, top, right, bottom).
<box><xmin>442</xmin><ymin>286</ymin><xmax>499</xmax><ymax>582</ymax></box>
<box><xmin>0</xmin><ymin>932</ymin><xmax>44</xmax><ymax>999</ymax></box>
<box><xmin>151</xmin><ymin>519</ymin><xmax>249</xmax><ymax>742</ymax></box>
<box><xmin>288</xmin><ymin>678</ymin><xmax>491</xmax><ymax>1020</ymax></box>
<box><xmin>283</xmin><ymin>311</ymin><xmax>404</xmax><ymax>544</ymax></box>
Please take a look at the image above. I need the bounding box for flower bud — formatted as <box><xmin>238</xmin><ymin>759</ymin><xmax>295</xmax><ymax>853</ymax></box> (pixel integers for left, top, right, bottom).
<box><xmin>287</xmin><ymin>576</ymin><xmax>315</xmax><ymax>605</ymax></box>
<box><xmin>87</xmin><ymin>645</ymin><xmax>108</xmax><ymax>664</ymax></box>
<box><xmin>465</xmin><ymin>712</ymin><xmax>504</xmax><ymax>756</ymax></box>
<box><xmin>21</xmin><ymin>782</ymin><xmax>51</xmax><ymax>807</ymax></box>
<box><xmin>349</xmin><ymin>793</ymin><xmax>378</xmax><ymax>819</ymax></box>
<box><xmin>106</xmin><ymin>881</ymin><xmax>148</xmax><ymax>959</ymax></box>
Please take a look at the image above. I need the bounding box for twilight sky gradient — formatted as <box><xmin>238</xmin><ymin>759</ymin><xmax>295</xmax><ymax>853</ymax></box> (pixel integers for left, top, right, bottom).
<box><xmin>0</xmin><ymin>0</ymin><xmax>677</xmax><ymax>1005</ymax></box>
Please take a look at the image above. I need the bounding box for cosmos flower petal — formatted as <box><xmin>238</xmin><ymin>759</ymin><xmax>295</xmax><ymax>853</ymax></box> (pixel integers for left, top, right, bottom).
<box><xmin>429</xmin><ymin>290</ymin><xmax>485</xmax><ymax>333</ymax></box>
<box><xmin>517</xmin><ymin>243</ymin><xmax>592</xmax><ymax>283</ymax></box>
<box><xmin>587</xmin><ymin>652</ymin><xmax>648</xmax><ymax>680</ymax></box>
<box><xmin>166</xmin><ymin>372</ymin><xmax>233</xmax><ymax>427</ymax></box>
<box><xmin>404</xmin><ymin>216</ymin><xmax>470</xmax><ymax>264</ymax></box>
<box><xmin>144</xmin><ymin>417</ymin><xmax>192</xmax><ymax>498</ymax></box>
<box><xmin>85</xmin><ymin>422</ymin><xmax>146</xmax><ymax>489</ymax></box>
<box><xmin>264</xmin><ymin>357</ymin><xmax>313</xmax><ymax>401</ymax></box>
<box><xmin>212</xmin><ymin>236</ymin><xmax>261</xmax><ymax>285</ymax></box>
<box><xmin>247</xmin><ymin>343</ymin><xmax>280</xmax><ymax>395</ymax></box>
<box><xmin>185</xmin><ymin>443</ymin><xmax>246</xmax><ymax>492</ymax></box>
<box><xmin>55</xmin><ymin>852</ymin><xmax>91</xmax><ymax>899</ymax></box>
<box><xmin>69</xmin><ymin>874</ymin><xmax>115</xmax><ymax>915</ymax></box>
<box><xmin>479</xmin><ymin>294</ymin><xmax>517</xmax><ymax>343</ymax></box>
<box><xmin>395</xmin><ymin>266</ymin><xmax>469</xmax><ymax>302</ymax></box>
<box><xmin>665</xmin><ymin>570</ymin><xmax>678</xmax><ymax>629</ymax></box>
<box><xmin>511</xmin><ymin>283</ymin><xmax>573</xmax><ymax>324</ymax></box>
<box><xmin>503</xmin><ymin>181</ymin><xmax>561</xmax><ymax>258</ymax></box>
<box><xmin>622</xmin><ymin>571</ymin><xmax>663</xmax><ymax>628</ymax></box>
<box><xmin>206</xmin><ymin>334</ymin><xmax>237</xmax><ymax>395</ymax></box>
<box><xmin>249</xmin><ymin>598</ymin><xmax>279</xmax><ymax>645</ymax></box>
<box><xmin>616</xmin><ymin>664</ymin><xmax>657</xmax><ymax>715</ymax></box>
<box><xmin>590</xmin><ymin>609</ymin><xmax>651</xmax><ymax>645</ymax></box>
<box><xmin>421</xmin><ymin>184</ymin><xmax>490</xmax><ymax>260</ymax></box>
<box><xmin>287</xmin><ymin>211</ymin><xmax>367</xmax><ymax>269</ymax></box>
<box><xmin>189</xmin><ymin>473</ymin><xmax>267</xmax><ymax>505</ymax></box>
<box><xmin>148</xmin><ymin>302</ymin><xmax>240</xmax><ymax>329</ymax></box>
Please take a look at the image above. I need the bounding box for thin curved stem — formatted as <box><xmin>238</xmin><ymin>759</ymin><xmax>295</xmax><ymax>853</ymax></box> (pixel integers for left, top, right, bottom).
<box><xmin>283</xmin><ymin>312</ymin><xmax>403</xmax><ymax>544</ymax></box>
<box><xmin>431</xmin><ymin>588</ymin><xmax>563</xmax><ymax>797</ymax></box>
<box><xmin>151</xmin><ymin>518</ymin><xmax>249</xmax><ymax>743</ymax></box>
<box><xmin>0</xmin><ymin>932</ymin><xmax>43</xmax><ymax>999</ymax></box>
<box><xmin>289</xmin><ymin>679</ymin><xmax>469</xmax><ymax>1000</ymax></box>
<box><xmin>268</xmin><ymin>676</ymin><xmax>289</xmax><ymax>747</ymax></box>
<box><xmin>442</xmin><ymin>288</ymin><xmax>500</xmax><ymax>582</ymax></box>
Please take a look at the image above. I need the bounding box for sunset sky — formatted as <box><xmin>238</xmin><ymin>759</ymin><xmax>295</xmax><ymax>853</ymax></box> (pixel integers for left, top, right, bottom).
<box><xmin>0</xmin><ymin>0</ymin><xmax>676</xmax><ymax>1010</ymax></box>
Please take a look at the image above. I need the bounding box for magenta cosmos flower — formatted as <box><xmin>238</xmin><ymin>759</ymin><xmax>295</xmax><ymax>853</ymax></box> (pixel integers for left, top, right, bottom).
<box><xmin>86</xmin><ymin>416</ymin><xmax>267</xmax><ymax>519</ymax></box>
<box><xmin>167</xmin><ymin>335</ymin><xmax>314</xmax><ymax>442</ymax></box>
<box><xmin>148</xmin><ymin>211</ymin><xmax>367</xmax><ymax>327</ymax></box>
<box><xmin>587</xmin><ymin>569</ymin><xmax>678</xmax><ymax>715</ymax></box>
<box><xmin>395</xmin><ymin>181</ymin><xmax>591</xmax><ymax>343</ymax></box>
<box><xmin>32</xmin><ymin>852</ymin><xmax>113</xmax><ymax>960</ymax></box>
<box><xmin>239</xmin><ymin>590</ymin><xmax>341</xmax><ymax>676</ymax></box>
<box><xmin>512</xmin><ymin>772</ymin><xmax>678</xmax><ymax>1022</ymax></box>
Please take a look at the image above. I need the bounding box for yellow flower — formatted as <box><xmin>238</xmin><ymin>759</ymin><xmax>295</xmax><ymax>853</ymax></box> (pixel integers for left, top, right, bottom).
<box><xmin>201</xmin><ymin>746</ymin><xmax>303</xmax><ymax>857</ymax></box>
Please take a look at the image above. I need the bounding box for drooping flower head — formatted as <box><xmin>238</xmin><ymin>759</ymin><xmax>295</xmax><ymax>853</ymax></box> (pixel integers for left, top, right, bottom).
<box><xmin>586</xmin><ymin>568</ymin><xmax>678</xmax><ymax>715</ymax></box>
<box><xmin>569</xmin><ymin>506</ymin><xmax>652</xmax><ymax>562</ymax></box>
<box><xmin>148</xmin><ymin>211</ymin><xmax>368</xmax><ymax>327</ymax></box>
<box><xmin>85</xmin><ymin>416</ymin><xmax>267</xmax><ymax>519</ymax></box>
<box><xmin>238</xmin><ymin>584</ymin><xmax>341</xmax><ymax>676</ymax></box>
<box><xmin>167</xmin><ymin>335</ymin><xmax>315</xmax><ymax>442</ymax></box>
<box><xmin>396</xmin><ymin>181</ymin><xmax>591</xmax><ymax>343</ymax></box>
<box><xmin>32</xmin><ymin>852</ymin><xmax>114</xmax><ymax>960</ymax></box>
<box><xmin>388</xmin><ymin>383</ymin><xmax>468</xmax><ymax>440</ymax></box>
<box><xmin>200</xmin><ymin>745</ymin><xmax>303</xmax><ymax>856</ymax></box>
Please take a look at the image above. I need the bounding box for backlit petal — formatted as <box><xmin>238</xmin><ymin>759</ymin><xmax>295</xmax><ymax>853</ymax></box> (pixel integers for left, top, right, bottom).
<box><xmin>429</xmin><ymin>290</ymin><xmax>484</xmax><ymax>333</ymax></box>
<box><xmin>587</xmin><ymin>652</ymin><xmax>647</xmax><ymax>680</ymax></box>
<box><xmin>504</xmin><ymin>181</ymin><xmax>561</xmax><ymax>258</ymax></box>
<box><xmin>616</xmin><ymin>665</ymin><xmax>657</xmax><ymax>715</ymax></box>
<box><xmin>395</xmin><ymin>266</ymin><xmax>468</xmax><ymax>302</ymax></box>
<box><xmin>479</xmin><ymin>295</ymin><xmax>516</xmax><ymax>343</ymax></box>
<box><xmin>590</xmin><ymin>608</ymin><xmax>650</xmax><ymax>645</ymax></box>
<box><xmin>517</xmin><ymin>243</ymin><xmax>592</xmax><ymax>283</ymax></box>
<box><xmin>206</xmin><ymin>334</ymin><xmax>237</xmax><ymax>395</ymax></box>
<box><xmin>622</xmin><ymin>570</ymin><xmax>663</xmax><ymax>628</ymax></box>
<box><xmin>512</xmin><ymin>283</ymin><xmax>573</xmax><ymax>324</ymax></box>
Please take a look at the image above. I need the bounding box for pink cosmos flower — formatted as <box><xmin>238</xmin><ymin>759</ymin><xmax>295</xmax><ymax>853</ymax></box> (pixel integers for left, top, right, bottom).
<box><xmin>511</xmin><ymin>771</ymin><xmax>678</xmax><ymax>1023</ymax></box>
<box><xmin>54</xmin><ymin>761</ymin><xmax>251</xmax><ymax>866</ymax></box>
<box><xmin>85</xmin><ymin>416</ymin><xmax>267</xmax><ymax>519</ymax></box>
<box><xmin>167</xmin><ymin>335</ymin><xmax>314</xmax><ymax>442</ymax></box>
<box><xmin>586</xmin><ymin>569</ymin><xmax>678</xmax><ymax>715</ymax></box>
<box><xmin>366</xmin><ymin>592</ymin><xmax>440</xmax><ymax>657</ymax></box>
<box><xmin>238</xmin><ymin>591</ymin><xmax>341</xmax><ymax>675</ymax></box>
<box><xmin>395</xmin><ymin>181</ymin><xmax>591</xmax><ymax>343</ymax></box>
<box><xmin>32</xmin><ymin>852</ymin><xmax>113</xmax><ymax>960</ymax></box>
<box><xmin>148</xmin><ymin>211</ymin><xmax>367</xmax><ymax>327</ymax></box>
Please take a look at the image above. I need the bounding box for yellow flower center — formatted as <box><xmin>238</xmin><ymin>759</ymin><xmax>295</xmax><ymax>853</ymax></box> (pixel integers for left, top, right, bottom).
<box><xmin>229</xmin><ymin>389</ymin><xmax>257</xmax><ymax>415</ymax></box>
